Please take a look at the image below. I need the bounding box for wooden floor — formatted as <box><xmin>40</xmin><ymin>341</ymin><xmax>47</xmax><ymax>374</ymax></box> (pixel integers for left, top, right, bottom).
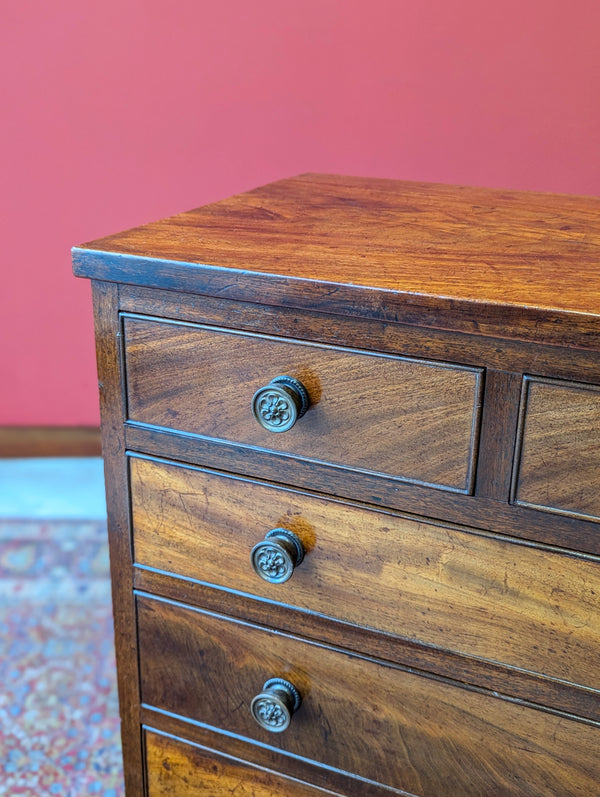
<box><xmin>0</xmin><ymin>427</ymin><xmax>102</xmax><ymax>458</ymax></box>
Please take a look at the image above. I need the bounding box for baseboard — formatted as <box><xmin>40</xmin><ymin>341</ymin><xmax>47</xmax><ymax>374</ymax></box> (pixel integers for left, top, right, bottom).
<box><xmin>0</xmin><ymin>427</ymin><xmax>102</xmax><ymax>458</ymax></box>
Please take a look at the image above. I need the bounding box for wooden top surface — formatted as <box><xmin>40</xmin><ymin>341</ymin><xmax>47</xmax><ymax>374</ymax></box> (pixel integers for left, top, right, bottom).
<box><xmin>73</xmin><ymin>173</ymin><xmax>600</xmax><ymax>344</ymax></box>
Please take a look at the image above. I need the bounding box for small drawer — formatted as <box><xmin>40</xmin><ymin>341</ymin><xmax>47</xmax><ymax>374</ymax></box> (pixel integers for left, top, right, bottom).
<box><xmin>123</xmin><ymin>315</ymin><xmax>482</xmax><ymax>493</ymax></box>
<box><xmin>138</xmin><ymin>594</ymin><xmax>600</xmax><ymax>797</ymax></box>
<box><xmin>144</xmin><ymin>729</ymin><xmax>341</xmax><ymax>797</ymax></box>
<box><xmin>514</xmin><ymin>377</ymin><xmax>600</xmax><ymax>521</ymax></box>
<box><xmin>131</xmin><ymin>456</ymin><xmax>600</xmax><ymax>691</ymax></box>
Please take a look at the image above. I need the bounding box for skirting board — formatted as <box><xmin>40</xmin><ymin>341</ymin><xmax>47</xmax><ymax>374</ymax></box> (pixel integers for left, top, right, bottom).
<box><xmin>0</xmin><ymin>427</ymin><xmax>102</xmax><ymax>458</ymax></box>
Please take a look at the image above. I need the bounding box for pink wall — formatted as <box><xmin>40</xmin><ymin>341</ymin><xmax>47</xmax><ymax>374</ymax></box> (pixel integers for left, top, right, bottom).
<box><xmin>2</xmin><ymin>1</ymin><xmax>599</xmax><ymax>426</ymax></box>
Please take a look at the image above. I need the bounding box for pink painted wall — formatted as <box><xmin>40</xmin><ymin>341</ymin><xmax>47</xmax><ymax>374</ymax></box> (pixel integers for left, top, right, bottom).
<box><xmin>2</xmin><ymin>1</ymin><xmax>599</xmax><ymax>425</ymax></box>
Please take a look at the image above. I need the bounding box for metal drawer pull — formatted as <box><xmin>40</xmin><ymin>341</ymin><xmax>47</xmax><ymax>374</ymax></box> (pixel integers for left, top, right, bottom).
<box><xmin>252</xmin><ymin>375</ymin><xmax>309</xmax><ymax>433</ymax></box>
<box><xmin>251</xmin><ymin>678</ymin><xmax>302</xmax><ymax>732</ymax></box>
<box><xmin>251</xmin><ymin>528</ymin><xmax>305</xmax><ymax>583</ymax></box>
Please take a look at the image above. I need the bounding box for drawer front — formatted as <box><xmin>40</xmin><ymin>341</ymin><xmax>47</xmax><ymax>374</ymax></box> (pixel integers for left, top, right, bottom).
<box><xmin>514</xmin><ymin>377</ymin><xmax>600</xmax><ymax>521</ymax></box>
<box><xmin>123</xmin><ymin>315</ymin><xmax>482</xmax><ymax>493</ymax></box>
<box><xmin>131</xmin><ymin>456</ymin><xmax>600</xmax><ymax>690</ymax></box>
<box><xmin>145</xmin><ymin>729</ymin><xmax>343</xmax><ymax>797</ymax></box>
<box><xmin>138</xmin><ymin>595</ymin><xmax>600</xmax><ymax>797</ymax></box>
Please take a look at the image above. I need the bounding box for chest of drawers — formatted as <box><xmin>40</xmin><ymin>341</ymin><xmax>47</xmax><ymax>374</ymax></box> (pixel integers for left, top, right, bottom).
<box><xmin>73</xmin><ymin>174</ymin><xmax>600</xmax><ymax>796</ymax></box>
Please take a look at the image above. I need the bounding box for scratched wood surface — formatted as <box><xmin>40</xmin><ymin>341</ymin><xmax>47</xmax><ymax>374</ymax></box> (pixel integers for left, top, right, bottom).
<box><xmin>130</xmin><ymin>456</ymin><xmax>600</xmax><ymax>690</ymax></box>
<box><xmin>75</xmin><ymin>178</ymin><xmax>600</xmax><ymax>796</ymax></box>
<box><xmin>514</xmin><ymin>378</ymin><xmax>600</xmax><ymax>521</ymax></box>
<box><xmin>138</xmin><ymin>594</ymin><xmax>600</xmax><ymax>797</ymax></box>
<box><xmin>144</xmin><ymin>730</ymin><xmax>347</xmax><ymax>797</ymax></box>
<box><xmin>75</xmin><ymin>173</ymin><xmax>600</xmax><ymax>318</ymax></box>
<box><xmin>123</xmin><ymin>315</ymin><xmax>482</xmax><ymax>493</ymax></box>
<box><xmin>91</xmin><ymin>282</ymin><xmax>145</xmax><ymax>795</ymax></box>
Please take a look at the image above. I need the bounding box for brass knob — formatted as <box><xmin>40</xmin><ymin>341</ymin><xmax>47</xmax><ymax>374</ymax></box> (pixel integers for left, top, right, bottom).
<box><xmin>251</xmin><ymin>528</ymin><xmax>305</xmax><ymax>584</ymax></box>
<box><xmin>250</xmin><ymin>678</ymin><xmax>301</xmax><ymax>733</ymax></box>
<box><xmin>252</xmin><ymin>376</ymin><xmax>309</xmax><ymax>433</ymax></box>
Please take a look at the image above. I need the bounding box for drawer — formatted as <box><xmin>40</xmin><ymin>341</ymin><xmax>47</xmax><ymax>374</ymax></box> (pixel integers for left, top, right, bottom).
<box><xmin>514</xmin><ymin>377</ymin><xmax>600</xmax><ymax>521</ymax></box>
<box><xmin>123</xmin><ymin>315</ymin><xmax>482</xmax><ymax>493</ymax></box>
<box><xmin>131</xmin><ymin>456</ymin><xmax>600</xmax><ymax>690</ymax></box>
<box><xmin>145</xmin><ymin>729</ymin><xmax>344</xmax><ymax>797</ymax></box>
<box><xmin>138</xmin><ymin>594</ymin><xmax>600</xmax><ymax>797</ymax></box>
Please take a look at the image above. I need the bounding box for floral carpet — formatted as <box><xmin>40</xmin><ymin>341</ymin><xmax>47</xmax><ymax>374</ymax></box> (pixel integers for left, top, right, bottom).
<box><xmin>0</xmin><ymin>519</ymin><xmax>124</xmax><ymax>796</ymax></box>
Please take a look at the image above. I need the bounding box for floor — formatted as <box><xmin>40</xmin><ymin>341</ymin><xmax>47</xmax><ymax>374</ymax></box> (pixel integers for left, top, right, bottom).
<box><xmin>0</xmin><ymin>458</ymin><xmax>123</xmax><ymax>796</ymax></box>
<box><xmin>0</xmin><ymin>458</ymin><xmax>107</xmax><ymax>520</ymax></box>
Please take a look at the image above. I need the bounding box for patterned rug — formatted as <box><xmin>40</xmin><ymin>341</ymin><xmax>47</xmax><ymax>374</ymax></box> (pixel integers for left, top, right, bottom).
<box><xmin>0</xmin><ymin>519</ymin><xmax>124</xmax><ymax>796</ymax></box>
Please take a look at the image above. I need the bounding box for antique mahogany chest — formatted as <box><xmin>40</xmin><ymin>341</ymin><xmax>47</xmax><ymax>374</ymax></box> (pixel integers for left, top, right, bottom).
<box><xmin>73</xmin><ymin>174</ymin><xmax>600</xmax><ymax>796</ymax></box>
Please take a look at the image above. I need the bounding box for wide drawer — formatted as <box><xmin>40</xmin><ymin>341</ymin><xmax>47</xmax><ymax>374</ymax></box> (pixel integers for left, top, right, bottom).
<box><xmin>138</xmin><ymin>594</ymin><xmax>600</xmax><ymax>797</ymax></box>
<box><xmin>145</xmin><ymin>728</ymin><xmax>345</xmax><ymax>797</ymax></box>
<box><xmin>131</xmin><ymin>455</ymin><xmax>600</xmax><ymax>691</ymax></box>
<box><xmin>123</xmin><ymin>315</ymin><xmax>482</xmax><ymax>493</ymax></box>
<box><xmin>514</xmin><ymin>377</ymin><xmax>600</xmax><ymax>521</ymax></box>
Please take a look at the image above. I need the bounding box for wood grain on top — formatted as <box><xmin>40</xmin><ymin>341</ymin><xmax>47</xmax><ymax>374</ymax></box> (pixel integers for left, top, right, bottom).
<box><xmin>74</xmin><ymin>174</ymin><xmax>600</xmax><ymax>320</ymax></box>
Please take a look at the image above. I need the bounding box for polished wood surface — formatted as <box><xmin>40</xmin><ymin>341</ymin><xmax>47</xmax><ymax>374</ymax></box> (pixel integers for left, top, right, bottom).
<box><xmin>142</xmin><ymin>720</ymin><xmax>400</xmax><ymax>797</ymax></box>
<box><xmin>75</xmin><ymin>176</ymin><xmax>600</xmax><ymax>796</ymax></box>
<box><xmin>126</xmin><ymin>422</ymin><xmax>600</xmax><ymax>555</ymax></box>
<box><xmin>120</xmin><ymin>284</ymin><xmax>600</xmax><ymax>378</ymax></box>
<box><xmin>74</xmin><ymin>173</ymin><xmax>600</xmax><ymax>321</ymax></box>
<box><xmin>135</xmin><ymin>566</ymin><xmax>600</xmax><ymax>726</ymax></box>
<box><xmin>131</xmin><ymin>456</ymin><xmax>600</xmax><ymax>690</ymax></box>
<box><xmin>124</xmin><ymin>315</ymin><xmax>482</xmax><ymax>492</ymax></box>
<box><xmin>144</xmin><ymin>730</ymin><xmax>344</xmax><ymax>797</ymax></box>
<box><xmin>474</xmin><ymin>370</ymin><xmax>522</xmax><ymax>499</ymax></box>
<box><xmin>91</xmin><ymin>282</ymin><xmax>145</xmax><ymax>795</ymax></box>
<box><xmin>515</xmin><ymin>378</ymin><xmax>600</xmax><ymax>520</ymax></box>
<box><xmin>138</xmin><ymin>594</ymin><xmax>600</xmax><ymax>797</ymax></box>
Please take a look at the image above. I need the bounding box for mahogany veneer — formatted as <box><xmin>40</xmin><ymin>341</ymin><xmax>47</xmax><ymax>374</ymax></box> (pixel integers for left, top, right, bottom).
<box><xmin>74</xmin><ymin>174</ymin><xmax>600</xmax><ymax>796</ymax></box>
<box><xmin>123</xmin><ymin>315</ymin><xmax>482</xmax><ymax>493</ymax></box>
